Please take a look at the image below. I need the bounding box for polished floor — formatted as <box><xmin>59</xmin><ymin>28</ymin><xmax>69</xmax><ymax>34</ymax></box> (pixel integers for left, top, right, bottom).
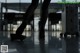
<box><xmin>0</xmin><ymin>31</ymin><xmax>80</xmax><ymax>53</ymax></box>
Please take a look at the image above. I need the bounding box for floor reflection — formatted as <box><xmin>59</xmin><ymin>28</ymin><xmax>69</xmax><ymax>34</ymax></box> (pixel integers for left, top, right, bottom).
<box><xmin>0</xmin><ymin>31</ymin><xmax>79</xmax><ymax>53</ymax></box>
<box><xmin>62</xmin><ymin>37</ymin><xmax>79</xmax><ymax>53</ymax></box>
<box><xmin>39</xmin><ymin>40</ymin><xmax>45</xmax><ymax>53</ymax></box>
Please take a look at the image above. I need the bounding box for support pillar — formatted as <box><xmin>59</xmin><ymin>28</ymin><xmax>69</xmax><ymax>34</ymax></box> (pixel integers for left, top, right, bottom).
<box><xmin>62</xmin><ymin>4</ymin><xmax>79</xmax><ymax>53</ymax></box>
<box><xmin>62</xmin><ymin>4</ymin><xmax>78</xmax><ymax>35</ymax></box>
<box><xmin>0</xmin><ymin>3</ymin><xmax>3</xmax><ymax>31</ymax></box>
<box><xmin>0</xmin><ymin>3</ymin><xmax>1</xmax><ymax>31</ymax></box>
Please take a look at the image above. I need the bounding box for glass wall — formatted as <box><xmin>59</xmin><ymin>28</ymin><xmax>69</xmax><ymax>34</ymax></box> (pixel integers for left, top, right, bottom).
<box><xmin>0</xmin><ymin>0</ymin><xmax>32</xmax><ymax>31</ymax></box>
<box><xmin>0</xmin><ymin>0</ymin><xmax>31</xmax><ymax>3</ymax></box>
<box><xmin>0</xmin><ymin>0</ymin><xmax>65</xmax><ymax>31</ymax></box>
<box><xmin>0</xmin><ymin>0</ymin><xmax>79</xmax><ymax>3</ymax></box>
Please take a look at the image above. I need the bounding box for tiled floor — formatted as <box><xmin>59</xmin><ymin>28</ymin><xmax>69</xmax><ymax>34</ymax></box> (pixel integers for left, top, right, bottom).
<box><xmin>0</xmin><ymin>31</ymin><xmax>80</xmax><ymax>53</ymax></box>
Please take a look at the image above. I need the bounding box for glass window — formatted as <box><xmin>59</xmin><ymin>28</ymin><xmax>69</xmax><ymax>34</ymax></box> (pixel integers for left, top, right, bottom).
<box><xmin>51</xmin><ymin>0</ymin><xmax>80</xmax><ymax>3</ymax></box>
<box><xmin>65</xmin><ymin>0</ymin><xmax>76</xmax><ymax>2</ymax></box>
<box><xmin>62</xmin><ymin>0</ymin><xmax>79</xmax><ymax>3</ymax></box>
<box><xmin>0</xmin><ymin>0</ymin><xmax>32</xmax><ymax>3</ymax></box>
<box><xmin>77</xmin><ymin>0</ymin><xmax>80</xmax><ymax>2</ymax></box>
<box><xmin>0</xmin><ymin>0</ymin><xmax>80</xmax><ymax>3</ymax></box>
<box><xmin>0</xmin><ymin>0</ymin><xmax>19</xmax><ymax>3</ymax></box>
<box><xmin>21</xmin><ymin>0</ymin><xmax>31</xmax><ymax>3</ymax></box>
<box><xmin>51</xmin><ymin>0</ymin><xmax>62</xmax><ymax>3</ymax></box>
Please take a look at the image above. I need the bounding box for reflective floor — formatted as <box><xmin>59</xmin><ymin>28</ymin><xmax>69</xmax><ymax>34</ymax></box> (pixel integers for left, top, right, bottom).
<box><xmin>0</xmin><ymin>31</ymin><xmax>80</xmax><ymax>53</ymax></box>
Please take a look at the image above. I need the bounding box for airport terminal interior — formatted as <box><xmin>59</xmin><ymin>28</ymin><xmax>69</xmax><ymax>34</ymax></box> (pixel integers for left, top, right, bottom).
<box><xmin>0</xmin><ymin>0</ymin><xmax>80</xmax><ymax>53</ymax></box>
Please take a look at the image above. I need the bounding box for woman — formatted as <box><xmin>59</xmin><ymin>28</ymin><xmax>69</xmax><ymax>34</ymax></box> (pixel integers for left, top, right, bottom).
<box><xmin>10</xmin><ymin>0</ymin><xmax>51</xmax><ymax>41</ymax></box>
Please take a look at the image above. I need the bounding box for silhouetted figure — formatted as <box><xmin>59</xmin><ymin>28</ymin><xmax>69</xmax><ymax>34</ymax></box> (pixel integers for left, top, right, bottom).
<box><xmin>49</xmin><ymin>13</ymin><xmax>61</xmax><ymax>25</ymax></box>
<box><xmin>10</xmin><ymin>0</ymin><xmax>51</xmax><ymax>41</ymax></box>
<box><xmin>39</xmin><ymin>0</ymin><xmax>51</xmax><ymax>40</ymax></box>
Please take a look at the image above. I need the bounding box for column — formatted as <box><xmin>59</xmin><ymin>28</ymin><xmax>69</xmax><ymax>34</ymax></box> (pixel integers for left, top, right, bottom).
<box><xmin>62</xmin><ymin>4</ymin><xmax>78</xmax><ymax>34</ymax></box>
<box><xmin>62</xmin><ymin>4</ymin><xmax>78</xmax><ymax>53</ymax></box>
<box><xmin>0</xmin><ymin>3</ymin><xmax>3</xmax><ymax>31</ymax></box>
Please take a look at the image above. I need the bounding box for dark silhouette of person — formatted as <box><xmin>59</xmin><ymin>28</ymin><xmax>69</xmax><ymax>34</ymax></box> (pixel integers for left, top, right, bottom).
<box><xmin>10</xmin><ymin>0</ymin><xmax>51</xmax><ymax>41</ymax></box>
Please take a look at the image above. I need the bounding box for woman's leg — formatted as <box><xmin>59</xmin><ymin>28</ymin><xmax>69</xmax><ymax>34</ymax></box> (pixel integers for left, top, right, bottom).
<box><xmin>15</xmin><ymin>0</ymin><xmax>39</xmax><ymax>35</ymax></box>
<box><xmin>39</xmin><ymin>0</ymin><xmax>51</xmax><ymax>40</ymax></box>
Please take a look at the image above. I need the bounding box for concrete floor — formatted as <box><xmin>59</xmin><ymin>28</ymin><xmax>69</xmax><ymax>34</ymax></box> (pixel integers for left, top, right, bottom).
<box><xmin>0</xmin><ymin>31</ymin><xmax>80</xmax><ymax>53</ymax></box>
